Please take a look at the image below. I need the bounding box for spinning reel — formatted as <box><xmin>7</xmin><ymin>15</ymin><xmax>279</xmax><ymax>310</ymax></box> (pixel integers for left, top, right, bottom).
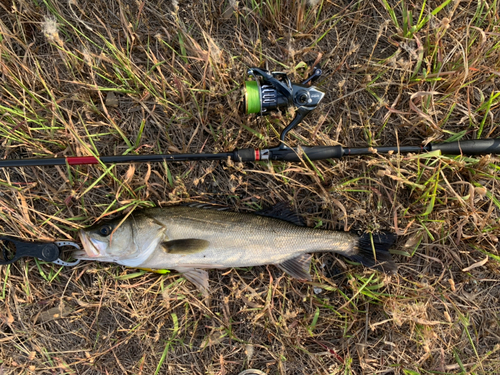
<box><xmin>243</xmin><ymin>67</ymin><xmax>324</xmax><ymax>142</ymax></box>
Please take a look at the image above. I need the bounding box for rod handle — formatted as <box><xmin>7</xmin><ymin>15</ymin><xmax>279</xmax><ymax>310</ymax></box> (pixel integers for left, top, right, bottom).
<box><xmin>431</xmin><ymin>139</ymin><xmax>500</xmax><ymax>155</ymax></box>
<box><xmin>271</xmin><ymin>146</ymin><xmax>344</xmax><ymax>161</ymax></box>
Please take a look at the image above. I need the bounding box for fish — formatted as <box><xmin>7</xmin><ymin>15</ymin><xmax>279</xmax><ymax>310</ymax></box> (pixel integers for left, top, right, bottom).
<box><xmin>74</xmin><ymin>204</ymin><xmax>397</xmax><ymax>294</ymax></box>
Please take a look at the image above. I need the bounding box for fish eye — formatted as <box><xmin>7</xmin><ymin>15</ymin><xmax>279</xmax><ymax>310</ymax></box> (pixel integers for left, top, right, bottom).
<box><xmin>99</xmin><ymin>225</ymin><xmax>113</xmax><ymax>237</ymax></box>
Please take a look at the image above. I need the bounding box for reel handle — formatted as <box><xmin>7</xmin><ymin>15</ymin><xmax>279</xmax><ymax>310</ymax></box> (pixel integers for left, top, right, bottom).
<box><xmin>279</xmin><ymin>107</ymin><xmax>312</xmax><ymax>143</ymax></box>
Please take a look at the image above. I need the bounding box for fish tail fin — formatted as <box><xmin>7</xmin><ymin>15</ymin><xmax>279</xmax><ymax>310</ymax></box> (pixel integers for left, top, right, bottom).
<box><xmin>348</xmin><ymin>232</ymin><xmax>397</xmax><ymax>273</ymax></box>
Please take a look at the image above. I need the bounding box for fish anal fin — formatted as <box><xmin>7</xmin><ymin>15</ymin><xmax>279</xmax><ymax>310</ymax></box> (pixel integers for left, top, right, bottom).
<box><xmin>161</xmin><ymin>239</ymin><xmax>209</xmax><ymax>254</ymax></box>
<box><xmin>276</xmin><ymin>254</ymin><xmax>312</xmax><ymax>281</ymax></box>
<box><xmin>177</xmin><ymin>268</ymin><xmax>210</xmax><ymax>296</ymax></box>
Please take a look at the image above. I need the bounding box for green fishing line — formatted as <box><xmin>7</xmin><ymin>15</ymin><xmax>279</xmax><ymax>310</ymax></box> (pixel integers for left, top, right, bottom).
<box><xmin>244</xmin><ymin>81</ymin><xmax>260</xmax><ymax>114</ymax></box>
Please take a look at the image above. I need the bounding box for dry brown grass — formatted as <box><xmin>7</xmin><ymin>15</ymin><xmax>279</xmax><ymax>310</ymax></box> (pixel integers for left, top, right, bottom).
<box><xmin>1</xmin><ymin>0</ymin><xmax>500</xmax><ymax>374</ymax></box>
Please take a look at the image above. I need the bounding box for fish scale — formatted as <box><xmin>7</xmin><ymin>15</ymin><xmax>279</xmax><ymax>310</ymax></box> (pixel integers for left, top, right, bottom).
<box><xmin>151</xmin><ymin>208</ymin><xmax>357</xmax><ymax>266</ymax></box>
<box><xmin>76</xmin><ymin>205</ymin><xmax>396</xmax><ymax>294</ymax></box>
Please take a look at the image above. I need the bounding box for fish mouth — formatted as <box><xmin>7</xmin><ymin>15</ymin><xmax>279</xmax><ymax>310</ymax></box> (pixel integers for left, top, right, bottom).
<box><xmin>76</xmin><ymin>230</ymin><xmax>104</xmax><ymax>258</ymax></box>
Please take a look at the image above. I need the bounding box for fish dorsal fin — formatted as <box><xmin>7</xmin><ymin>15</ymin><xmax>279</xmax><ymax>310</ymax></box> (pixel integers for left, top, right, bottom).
<box><xmin>177</xmin><ymin>268</ymin><xmax>209</xmax><ymax>296</ymax></box>
<box><xmin>183</xmin><ymin>202</ymin><xmax>230</xmax><ymax>211</ymax></box>
<box><xmin>256</xmin><ymin>203</ymin><xmax>305</xmax><ymax>226</ymax></box>
<box><xmin>161</xmin><ymin>239</ymin><xmax>209</xmax><ymax>254</ymax></box>
<box><xmin>276</xmin><ymin>254</ymin><xmax>312</xmax><ymax>281</ymax></box>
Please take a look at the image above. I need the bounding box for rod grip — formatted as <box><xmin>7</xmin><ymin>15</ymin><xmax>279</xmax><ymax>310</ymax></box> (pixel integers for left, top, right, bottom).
<box><xmin>271</xmin><ymin>146</ymin><xmax>344</xmax><ymax>161</ymax></box>
<box><xmin>431</xmin><ymin>139</ymin><xmax>500</xmax><ymax>155</ymax></box>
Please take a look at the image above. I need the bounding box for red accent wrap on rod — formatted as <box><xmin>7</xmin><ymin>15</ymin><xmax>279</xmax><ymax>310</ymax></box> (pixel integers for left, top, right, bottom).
<box><xmin>66</xmin><ymin>156</ymin><xmax>99</xmax><ymax>165</ymax></box>
<box><xmin>255</xmin><ymin>149</ymin><xmax>260</xmax><ymax>161</ymax></box>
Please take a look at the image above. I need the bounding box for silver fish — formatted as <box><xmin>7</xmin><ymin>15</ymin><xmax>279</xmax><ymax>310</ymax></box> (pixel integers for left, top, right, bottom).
<box><xmin>75</xmin><ymin>205</ymin><xmax>396</xmax><ymax>294</ymax></box>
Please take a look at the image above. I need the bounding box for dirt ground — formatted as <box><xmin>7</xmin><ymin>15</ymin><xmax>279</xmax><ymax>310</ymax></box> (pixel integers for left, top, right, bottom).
<box><xmin>0</xmin><ymin>0</ymin><xmax>499</xmax><ymax>374</ymax></box>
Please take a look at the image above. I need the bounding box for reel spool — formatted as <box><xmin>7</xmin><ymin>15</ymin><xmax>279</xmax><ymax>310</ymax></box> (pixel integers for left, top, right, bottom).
<box><xmin>244</xmin><ymin>80</ymin><xmax>291</xmax><ymax>114</ymax></box>
<box><xmin>243</xmin><ymin>71</ymin><xmax>292</xmax><ymax>114</ymax></box>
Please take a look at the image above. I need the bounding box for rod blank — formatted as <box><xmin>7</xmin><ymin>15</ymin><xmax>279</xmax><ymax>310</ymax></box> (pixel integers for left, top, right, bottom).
<box><xmin>1</xmin><ymin>139</ymin><xmax>499</xmax><ymax>168</ymax></box>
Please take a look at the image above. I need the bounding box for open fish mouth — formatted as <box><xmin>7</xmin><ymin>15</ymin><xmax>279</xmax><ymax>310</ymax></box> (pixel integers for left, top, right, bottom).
<box><xmin>76</xmin><ymin>230</ymin><xmax>105</xmax><ymax>258</ymax></box>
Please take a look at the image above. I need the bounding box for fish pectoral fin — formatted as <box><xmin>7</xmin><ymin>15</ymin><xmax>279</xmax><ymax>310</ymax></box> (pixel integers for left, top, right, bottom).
<box><xmin>276</xmin><ymin>254</ymin><xmax>312</xmax><ymax>281</ymax></box>
<box><xmin>177</xmin><ymin>268</ymin><xmax>210</xmax><ymax>296</ymax></box>
<box><xmin>161</xmin><ymin>239</ymin><xmax>209</xmax><ymax>254</ymax></box>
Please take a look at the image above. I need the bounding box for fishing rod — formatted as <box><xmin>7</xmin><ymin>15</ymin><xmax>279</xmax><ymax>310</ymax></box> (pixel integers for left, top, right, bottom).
<box><xmin>1</xmin><ymin>66</ymin><xmax>500</xmax><ymax>168</ymax></box>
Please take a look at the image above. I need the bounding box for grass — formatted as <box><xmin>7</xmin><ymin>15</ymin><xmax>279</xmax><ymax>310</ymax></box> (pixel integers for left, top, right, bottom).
<box><xmin>0</xmin><ymin>0</ymin><xmax>499</xmax><ymax>374</ymax></box>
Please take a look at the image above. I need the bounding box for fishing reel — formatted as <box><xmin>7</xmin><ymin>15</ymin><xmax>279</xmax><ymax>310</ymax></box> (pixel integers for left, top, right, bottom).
<box><xmin>243</xmin><ymin>67</ymin><xmax>325</xmax><ymax>142</ymax></box>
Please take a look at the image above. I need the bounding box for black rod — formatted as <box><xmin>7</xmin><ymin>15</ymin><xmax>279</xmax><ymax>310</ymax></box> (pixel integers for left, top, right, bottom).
<box><xmin>99</xmin><ymin>152</ymin><xmax>234</xmax><ymax>163</ymax></box>
<box><xmin>0</xmin><ymin>152</ymin><xmax>235</xmax><ymax>168</ymax></box>
<box><xmin>1</xmin><ymin>139</ymin><xmax>499</xmax><ymax>168</ymax></box>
